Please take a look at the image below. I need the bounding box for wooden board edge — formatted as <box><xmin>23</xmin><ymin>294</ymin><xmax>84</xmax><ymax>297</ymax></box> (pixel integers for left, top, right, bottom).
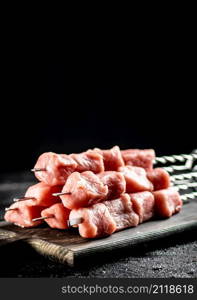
<box><xmin>26</xmin><ymin>238</ymin><xmax>74</xmax><ymax>267</ymax></box>
<box><xmin>72</xmin><ymin>220</ymin><xmax>197</xmax><ymax>261</ymax></box>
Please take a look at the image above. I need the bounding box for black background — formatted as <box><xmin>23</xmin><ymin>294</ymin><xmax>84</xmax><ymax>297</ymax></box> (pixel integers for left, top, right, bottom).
<box><xmin>0</xmin><ymin>63</ymin><xmax>195</xmax><ymax>173</ymax></box>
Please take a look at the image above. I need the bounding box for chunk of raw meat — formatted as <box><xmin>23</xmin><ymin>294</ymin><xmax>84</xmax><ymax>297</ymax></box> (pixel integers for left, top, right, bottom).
<box><xmin>103</xmin><ymin>194</ymin><xmax>139</xmax><ymax>231</ymax></box>
<box><xmin>69</xmin><ymin>194</ymin><xmax>139</xmax><ymax>238</ymax></box>
<box><xmin>70</xmin><ymin>150</ymin><xmax>104</xmax><ymax>173</ymax></box>
<box><xmin>129</xmin><ymin>191</ymin><xmax>155</xmax><ymax>223</ymax></box>
<box><xmin>69</xmin><ymin>203</ymin><xmax>116</xmax><ymax>238</ymax></box>
<box><xmin>118</xmin><ymin>165</ymin><xmax>153</xmax><ymax>193</ymax></box>
<box><xmin>94</xmin><ymin>146</ymin><xmax>124</xmax><ymax>171</ymax></box>
<box><xmin>41</xmin><ymin>203</ymin><xmax>70</xmax><ymax>229</ymax></box>
<box><xmin>24</xmin><ymin>182</ymin><xmax>62</xmax><ymax>207</ymax></box>
<box><xmin>153</xmin><ymin>187</ymin><xmax>182</xmax><ymax>218</ymax></box>
<box><xmin>121</xmin><ymin>149</ymin><xmax>155</xmax><ymax>171</ymax></box>
<box><xmin>98</xmin><ymin>171</ymin><xmax>126</xmax><ymax>200</ymax></box>
<box><xmin>34</xmin><ymin>152</ymin><xmax>77</xmax><ymax>186</ymax></box>
<box><xmin>4</xmin><ymin>200</ymin><xmax>45</xmax><ymax>228</ymax></box>
<box><xmin>60</xmin><ymin>171</ymin><xmax>108</xmax><ymax>209</ymax></box>
<box><xmin>147</xmin><ymin>168</ymin><xmax>171</xmax><ymax>191</ymax></box>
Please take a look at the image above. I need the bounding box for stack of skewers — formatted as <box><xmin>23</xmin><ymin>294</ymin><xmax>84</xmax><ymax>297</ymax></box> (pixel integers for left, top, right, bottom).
<box><xmin>4</xmin><ymin>146</ymin><xmax>197</xmax><ymax>238</ymax></box>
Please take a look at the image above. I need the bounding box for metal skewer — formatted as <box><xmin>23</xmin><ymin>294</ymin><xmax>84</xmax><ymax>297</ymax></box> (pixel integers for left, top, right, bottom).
<box><xmin>32</xmin><ymin>216</ymin><xmax>53</xmax><ymax>222</ymax></box>
<box><xmin>52</xmin><ymin>192</ymin><xmax>72</xmax><ymax>197</ymax></box>
<box><xmin>13</xmin><ymin>197</ymin><xmax>35</xmax><ymax>202</ymax></box>
<box><xmin>155</xmin><ymin>153</ymin><xmax>197</xmax><ymax>165</ymax></box>
<box><xmin>31</xmin><ymin>168</ymin><xmax>46</xmax><ymax>172</ymax></box>
<box><xmin>31</xmin><ymin>216</ymin><xmax>84</xmax><ymax>227</ymax></box>
<box><xmin>67</xmin><ymin>217</ymin><xmax>84</xmax><ymax>227</ymax></box>
<box><xmin>181</xmin><ymin>191</ymin><xmax>197</xmax><ymax>202</ymax></box>
<box><xmin>163</xmin><ymin>165</ymin><xmax>192</xmax><ymax>174</ymax></box>
<box><xmin>5</xmin><ymin>207</ymin><xmax>17</xmax><ymax>211</ymax></box>
<box><xmin>171</xmin><ymin>172</ymin><xmax>197</xmax><ymax>182</ymax></box>
<box><xmin>175</xmin><ymin>182</ymin><xmax>197</xmax><ymax>191</ymax></box>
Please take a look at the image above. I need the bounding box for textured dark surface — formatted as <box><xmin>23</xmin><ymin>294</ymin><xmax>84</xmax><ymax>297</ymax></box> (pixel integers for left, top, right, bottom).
<box><xmin>0</xmin><ymin>172</ymin><xmax>197</xmax><ymax>278</ymax></box>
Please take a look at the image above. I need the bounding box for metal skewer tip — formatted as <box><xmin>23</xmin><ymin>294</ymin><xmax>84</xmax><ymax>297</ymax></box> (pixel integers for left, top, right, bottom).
<box><xmin>67</xmin><ymin>217</ymin><xmax>84</xmax><ymax>227</ymax></box>
<box><xmin>53</xmin><ymin>192</ymin><xmax>72</xmax><ymax>197</ymax></box>
<box><xmin>13</xmin><ymin>197</ymin><xmax>35</xmax><ymax>202</ymax></box>
<box><xmin>31</xmin><ymin>168</ymin><xmax>46</xmax><ymax>172</ymax></box>
<box><xmin>5</xmin><ymin>207</ymin><xmax>17</xmax><ymax>211</ymax></box>
<box><xmin>32</xmin><ymin>216</ymin><xmax>53</xmax><ymax>222</ymax></box>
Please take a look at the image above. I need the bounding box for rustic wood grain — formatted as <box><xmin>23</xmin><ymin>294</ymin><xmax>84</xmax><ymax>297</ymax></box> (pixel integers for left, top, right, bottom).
<box><xmin>0</xmin><ymin>200</ymin><xmax>197</xmax><ymax>266</ymax></box>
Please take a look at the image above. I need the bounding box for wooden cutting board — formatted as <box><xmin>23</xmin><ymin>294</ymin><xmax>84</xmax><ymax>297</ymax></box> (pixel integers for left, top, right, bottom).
<box><xmin>0</xmin><ymin>200</ymin><xmax>197</xmax><ymax>267</ymax></box>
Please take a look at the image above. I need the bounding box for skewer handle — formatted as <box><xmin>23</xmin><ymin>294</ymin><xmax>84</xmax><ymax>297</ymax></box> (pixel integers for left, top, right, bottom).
<box><xmin>175</xmin><ymin>182</ymin><xmax>197</xmax><ymax>191</ymax></box>
<box><xmin>171</xmin><ymin>172</ymin><xmax>197</xmax><ymax>182</ymax></box>
<box><xmin>163</xmin><ymin>165</ymin><xmax>191</xmax><ymax>174</ymax></box>
<box><xmin>155</xmin><ymin>153</ymin><xmax>197</xmax><ymax>165</ymax></box>
<box><xmin>181</xmin><ymin>191</ymin><xmax>197</xmax><ymax>203</ymax></box>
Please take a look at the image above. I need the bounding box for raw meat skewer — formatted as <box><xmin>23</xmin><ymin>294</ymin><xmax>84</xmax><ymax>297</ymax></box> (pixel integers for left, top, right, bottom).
<box><xmin>4</xmin><ymin>200</ymin><xmax>45</xmax><ymax>228</ymax></box>
<box><xmin>32</xmin><ymin>150</ymin><xmax>104</xmax><ymax>186</ymax></box>
<box><xmin>69</xmin><ymin>193</ymin><xmax>139</xmax><ymax>238</ymax></box>
<box><xmin>13</xmin><ymin>183</ymin><xmax>62</xmax><ymax>207</ymax></box>
<box><xmin>31</xmin><ymin>147</ymin><xmax>155</xmax><ymax>186</ymax></box>
<box><xmin>53</xmin><ymin>171</ymin><xmax>109</xmax><ymax>209</ymax></box>
<box><xmin>34</xmin><ymin>203</ymin><xmax>70</xmax><ymax>229</ymax></box>
<box><xmin>53</xmin><ymin>166</ymin><xmax>172</xmax><ymax>209</ymax></box>
<box><xmin>41</xmin><ymin>190</ymin><xmax>197</xmax><ymax>230</ymax></box>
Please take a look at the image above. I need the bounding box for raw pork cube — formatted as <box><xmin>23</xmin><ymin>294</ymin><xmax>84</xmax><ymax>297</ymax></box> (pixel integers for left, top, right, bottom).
<box><xmin>34</xmin><ymin>152</ymin><xmax>77</xmax><ymax>186</ymax></box>
<box><xmin>70</xmin><ymin>150</ymin><xmax>104</xmax><ymax>173</ymax></box>
<box><xmin>41</xmin><ymin>203</ymin><xmax>70</xmax><ymax>229</ymax></box>
<box><xmin>147</xmin><ymin>168</ymin><xmax>171</xmax><ymax>191</ymax></box>
<box><xmin>103</xmin><ymin>194</ymin><xmax>139</xmax><ymax>231</ymax></box>
<box><xmin>4</xmin><ymin>200</ymin><xmax>45</xmax><ymax>228</ymax></box>
<box><xmin>69</xmin><ymin>203</ymin><xmax>116</xmax><ymax>238</ymax></box>
<box><xmin>121</xmin><ymin>149</ymin><xmax>155</xmax><ymax>171</ymax></box>
<box><xmin>24</xmin><ymin>182</ymin><xmax>62</xmax><ymax>207</ymax></box>
<box><xmin>60</xmin><ymin>171</ymin><xmax>108</xmax><ymax>209</ymax></box>
<box><xmin>153</xmin><ymin>187</ymin><xmax>182</xmax><ymax>218</ymax></box>
<box><xmin>129</xmin><ymin>191</ymin><xmax>155</xmax><ymax>223</ymax></box>
<box><xmin>118</xmin><ymin>166</ymin><xmax>153</xmax><ymax>193</ymax></box>
<box><xmin>94</xmin><ymin>146</ymin><xmax>124</xmax><ymax>171</ymax></box>
<box><xmin>98</xmin><ymin>171</ymin><xmax>126</xmax><ymax>200</ymax></box>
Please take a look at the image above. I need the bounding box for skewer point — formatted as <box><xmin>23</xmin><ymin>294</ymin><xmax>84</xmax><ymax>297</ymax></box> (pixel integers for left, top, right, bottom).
<box><xmin>31</xmin><ymin>168</ymin><xmax>46</xmax><ymax>172</ymax></box>
<box><xmin>53</xmin><ymin>192</ymin><xmax>72</xmax><ymax>197</ymax></box>
<box><xmin>67</xmin><ymin>217</ymin><xmax>84</xmax><ymax>227</ymax></box>
<box><xmin>32</xmin><ymin>216</ymin><xmax>53</xmax><ymax>222</ymax></box>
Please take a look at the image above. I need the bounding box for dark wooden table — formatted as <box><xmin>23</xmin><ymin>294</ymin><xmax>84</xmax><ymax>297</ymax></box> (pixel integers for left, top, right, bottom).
<box><xmin>0</xmin><ymin>172</ymin><xmax>196</xmax><ymax>278</ymax></box>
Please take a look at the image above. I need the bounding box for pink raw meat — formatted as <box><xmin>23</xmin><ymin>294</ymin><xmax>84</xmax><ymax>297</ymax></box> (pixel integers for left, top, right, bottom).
<box><xmin>4</xmin><ymin>200</ymin><xmax>45</xmax><ymax>228</ymax></box>
<box><xmin>103</xmin><ymin>194</ymin><xmax>139</xmax><ymax>231</ymax></box>
<box><xmin>70</xmin><ymin>150</ymin><xmax>104</xmax><ymax>173</ymax></box>
<box><xmin>60</xmin><ymin>171</ymin><xmax>108</xmax><ymax>209</ymax></box>
<box><xmin>41</xmin><ymin>203</ymin><xmax>70</xmax><ymax>229</ymax></box>
<box><xmin>129</xmin><ymin>191</ymin><xmax>155</xmax><ymax>223</ymax></box>
<box><xmin>94</xmin><ymin>146</ymin><xmax>124</xmax><ymax>171</ymax></box>
<box><xmin>24</xmin><ymin>182</ymin><xmax>62</xmax><ymax>207</ymax></box>
<box><xmin>34</xmin><ymin>152</ymin><xmax>77</xmax><ymax>186</ymax></box>
<box><xmin>69</xmin><ymin>203</ymin><xmax>116</xmax><ymax>238</ymax></box>
<box><xmin>69</xmin><ymin>193</ymin><xmax>139</xmax><ymax>238</ymax></box>
<box><xmin>121</xmin><ymin>149</ymin><xmax>155</xmax><ymax>171</ymax></box>
<box><xmin>118</xmin><ymin>165</ymin><xmax>153</xmax><ymax>193</ymax></box>
<box><xmin>153</xmin><ymin>187</ymin><xmax>182</xmax><ymax>218</ymax></box>
<box><xmin>147</xmin><ymin>168</ymin><xmax>171</xmax><ymax>191</ymax></box>
<box><xmin>98</xmin><ymin>171</ymin><xmax>126</xmax><ymax>200</ymax></box>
